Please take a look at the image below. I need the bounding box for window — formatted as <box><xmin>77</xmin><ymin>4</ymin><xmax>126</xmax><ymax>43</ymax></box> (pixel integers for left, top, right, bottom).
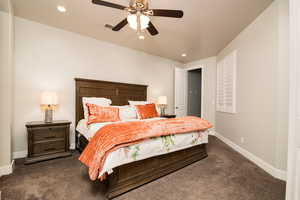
<box><xmin>217</xmin><ymin>50</ymin><xmax>237</xmax><ymax>113</ymax></box>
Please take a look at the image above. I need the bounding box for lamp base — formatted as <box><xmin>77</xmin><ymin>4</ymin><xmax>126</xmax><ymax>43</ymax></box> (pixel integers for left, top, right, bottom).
<box><xmin>45</xmin><ymin>109</ymin><xmax>53</xmax><ymax>123</ymax></box>
<box><xmin>160</xmin><ymin>107</ymin><xmax>166</xmax><ymax>116</ymax></box>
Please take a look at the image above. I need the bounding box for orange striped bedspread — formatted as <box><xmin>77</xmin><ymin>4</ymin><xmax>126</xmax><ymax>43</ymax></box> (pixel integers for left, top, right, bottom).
<box><xmin>79</xmin><ymin>116</ymin><xmax>213</xmax><ymax>180</ymax></box>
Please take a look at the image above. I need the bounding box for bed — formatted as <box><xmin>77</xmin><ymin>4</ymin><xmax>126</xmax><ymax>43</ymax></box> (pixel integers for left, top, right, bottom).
<box><xmin>75</xmin><ymin>78</ymin><xmax>208</xmax><ymax>199</ymax></box>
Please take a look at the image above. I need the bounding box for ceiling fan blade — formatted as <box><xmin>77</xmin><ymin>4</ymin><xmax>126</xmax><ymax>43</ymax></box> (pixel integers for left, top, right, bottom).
<box><xmin>151</xmin><ymin>9</ymin><xmax>184</xmax><ymax>18</ymax></box>
<box><xmin>147</xmin><ymin>21</ymin><xmax>159</xmax><ymax>36</ymax></box>
<box><xmin>92</xmin><ymin>0</ymin><xmax>127</xmax><ymax>10</ymax></box>
<box><xmin>104</xmin><ymin>24</ymin><xmax>114</xmax><ymax>29</ymax></box>
<box><xmin>112</xmin><ymin>18</ymin><xmax>128</xmax><ymax>31</ymax></box>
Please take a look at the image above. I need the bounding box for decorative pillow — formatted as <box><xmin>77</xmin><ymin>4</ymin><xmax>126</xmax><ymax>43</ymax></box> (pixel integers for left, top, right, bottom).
<box><xmin>135</xmin><ymin>103</ymin><xmax>159</xmax><ymax>120</ymax></box>
<box><xmin>86</xmin><ymin>104</ymin><xmax>120</xmax><ymax>125</ymax></box>
<box><xmin>118</xmin><ymin>106</ymin><xmax>137</xmax><ymax>121</ymax></box>
<box><xmin>83</xmin><ymin>97</ymin><xmax>112</xmax><ymax>119</ymax></box>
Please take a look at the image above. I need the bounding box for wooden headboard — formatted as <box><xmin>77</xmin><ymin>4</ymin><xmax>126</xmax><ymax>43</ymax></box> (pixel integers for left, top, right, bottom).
<box><xmin>75</xmin><ymin>78</ymin><xmax>147</xmax><ymax>149</ymax></box>
<box><xmin>75</xmin><ymin>78</ymin><xmax>148</xmax><ymax>125</ymax></box>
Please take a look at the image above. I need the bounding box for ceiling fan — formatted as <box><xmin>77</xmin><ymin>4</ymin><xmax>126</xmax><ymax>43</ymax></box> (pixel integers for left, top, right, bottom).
<box><xmin>92</xmin><ymin>0</ymin><xmax>184</xmax><ymax>38</ymax></box>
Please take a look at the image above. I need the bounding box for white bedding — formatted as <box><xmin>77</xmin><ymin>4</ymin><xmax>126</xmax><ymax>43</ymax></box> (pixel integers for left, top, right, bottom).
<box><xmin>76</xmin><ymin>118</ymin><xmax>209</xmax><ymax>178</ymax></box>
<box><xmin>76</xmin><ymin>117</ymin><xmax>164</xmax><ymax>140</ymax></box>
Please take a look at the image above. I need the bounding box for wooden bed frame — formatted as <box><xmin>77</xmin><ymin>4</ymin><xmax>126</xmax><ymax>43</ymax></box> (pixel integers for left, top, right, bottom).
<box><xmin>75</xmin><ymin>78</ymin><xmax>208</xmax><ymax>199</ymax></box>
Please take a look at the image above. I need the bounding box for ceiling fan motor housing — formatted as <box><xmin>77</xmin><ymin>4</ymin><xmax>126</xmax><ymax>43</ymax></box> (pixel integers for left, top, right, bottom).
<box><xmin>133</xmin><ymin>0</ymin><xmax>149</xmax><ymax>10</ymax></box>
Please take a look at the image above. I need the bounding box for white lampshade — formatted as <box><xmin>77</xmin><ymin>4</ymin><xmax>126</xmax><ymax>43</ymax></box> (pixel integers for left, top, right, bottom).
<box><xmin>41</xmin><ymin>92</ymin><xmax>58</xmax><ymax>105</ymax></box>
<box><xmin>158</xmin><ymin>96</ymin><xmax>167</xmax><ymax>105</ymax></box>
<box><xmin>127</xmin><ymin>14</ymin><xmax>150</xmax><ymax>30</ymax></box>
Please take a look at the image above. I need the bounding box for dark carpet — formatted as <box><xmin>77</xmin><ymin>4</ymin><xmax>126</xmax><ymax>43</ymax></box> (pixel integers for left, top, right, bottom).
<box><xmin>0</xmin><ymin>136</ymin><xmax>285</xmax><ymax>200</ymax></box>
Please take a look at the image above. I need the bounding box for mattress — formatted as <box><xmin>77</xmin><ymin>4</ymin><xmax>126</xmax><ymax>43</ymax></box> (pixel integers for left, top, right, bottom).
<box><xmin>76</xmin><ymin>118</ymin><xmax>209</xmax><ymax>178</ymax></box>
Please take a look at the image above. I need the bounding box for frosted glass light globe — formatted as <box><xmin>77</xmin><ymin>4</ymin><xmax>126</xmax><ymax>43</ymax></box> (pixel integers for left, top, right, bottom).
<box><xmin>127</xmin><ymin>14</ymin><xmax>150</xmax><ymax>30</ymax></box>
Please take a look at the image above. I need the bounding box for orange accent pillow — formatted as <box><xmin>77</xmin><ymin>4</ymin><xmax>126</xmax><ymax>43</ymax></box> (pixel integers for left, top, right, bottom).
<box><xmin>86</xmin><ymin>104</ymin><xmax>120</xmax><ymax>125</ymax></box>
<box><xmin>135</xmin><ymin>103</ymin><xmax>159</xmax><ymax>120</ymax></box>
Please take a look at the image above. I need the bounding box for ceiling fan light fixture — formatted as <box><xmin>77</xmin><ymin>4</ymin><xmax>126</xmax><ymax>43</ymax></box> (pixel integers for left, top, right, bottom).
<box><xmin>91</xmin><ymin>0</ymin><xmax>184</xmax><ymax>36</ymax></box>
<box><xmin>127</xmin><ymin>14</ymin><xmax>150</xmax><ymax>30</ymax></box>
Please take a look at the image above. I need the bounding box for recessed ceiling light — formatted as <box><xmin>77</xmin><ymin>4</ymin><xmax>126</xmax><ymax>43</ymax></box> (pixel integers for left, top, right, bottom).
<box><xmin>57</xmin><ymin>6</ymin><xmax>66</xmax><ymax>13</ymax></box>
<box><xmin>181</xmin><ymin>53</ymin><xmax>187</xmax><ymax>57</ymax></box>
<box><xmin>139</xmin><ymin>35</ymin><xmax>145</xmax><ymax>40</ymax></box>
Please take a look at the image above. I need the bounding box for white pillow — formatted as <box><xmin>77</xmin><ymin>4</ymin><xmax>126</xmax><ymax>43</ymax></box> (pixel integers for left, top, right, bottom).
<box><xmin>128</xmin><ymin>101</ymin><xmax>150</xmax><ymax>106</ymax></box>
<box><xmin>82</xmin><ymin>97</ymin><xmax>112</xmax><ymax>119</ymax></box>
<box><xmin>118</xmin><ymin>106</ymin><xmax>137</xmax><ymax>121</ymax></box>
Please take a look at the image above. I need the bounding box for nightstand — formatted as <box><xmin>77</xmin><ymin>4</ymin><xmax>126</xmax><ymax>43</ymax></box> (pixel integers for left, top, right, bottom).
<box><xmin>161</xmin><ymin>114</ymin><xmax>176</xmax><ymax>118</ymax></box>
<box><xmin>25</xmin><ymin>120</ymin><xmax>72</xmax><ymax>164</ymax></box>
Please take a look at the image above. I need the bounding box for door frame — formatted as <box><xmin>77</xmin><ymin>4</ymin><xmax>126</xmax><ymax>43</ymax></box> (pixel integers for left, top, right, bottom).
<box><xmin>286</xmin><ymin>0</ymin><xmax>300</xmax><ymax>199</ymax></box>
<box><xmin>185</xmin><ymin>65</ymin><xmax>204</xmax><ymax>118</ymax></box>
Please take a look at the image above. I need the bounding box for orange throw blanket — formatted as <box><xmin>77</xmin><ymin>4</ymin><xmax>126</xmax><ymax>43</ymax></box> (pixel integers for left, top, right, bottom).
<box><xmin>79</xmin><ymin>116</ymin><xmax>212</xmax><ymax>180</ymax></box>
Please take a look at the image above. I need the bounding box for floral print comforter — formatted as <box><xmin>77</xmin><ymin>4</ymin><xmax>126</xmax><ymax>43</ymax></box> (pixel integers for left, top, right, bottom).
<box><xmin>76</xmin><ymin>118</ymin><xmax>209</xmax><ymax>178</ymax></box>
<box><xmin>100</xmin><ymin>129</ymin><xmax>209</xmax><ymax>178</ymax></box>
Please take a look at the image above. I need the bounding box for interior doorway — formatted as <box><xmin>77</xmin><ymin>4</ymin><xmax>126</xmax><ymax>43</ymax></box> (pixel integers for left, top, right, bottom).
<box><xmin>187</xmin><ymin>68</ymin><xmax>202</xmax><ymax>117</ymax></box>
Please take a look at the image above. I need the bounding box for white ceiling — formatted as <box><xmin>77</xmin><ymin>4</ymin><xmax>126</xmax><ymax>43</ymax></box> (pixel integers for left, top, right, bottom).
<box><xmin>8</xmin><ymin>0</ymin><xmax>273</xmax><ymax>63</ymax></box>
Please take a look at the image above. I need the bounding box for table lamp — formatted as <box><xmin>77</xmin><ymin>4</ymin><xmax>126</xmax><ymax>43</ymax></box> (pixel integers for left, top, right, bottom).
<box><xmin>157</xmin><ymin>96</ymin><xmax>167</xmax><ymax>116</ymax></box>
<box><xmin>40</xmin><ymin>92</ymin><xmax>58</xmax><ymax>123</ymax></box>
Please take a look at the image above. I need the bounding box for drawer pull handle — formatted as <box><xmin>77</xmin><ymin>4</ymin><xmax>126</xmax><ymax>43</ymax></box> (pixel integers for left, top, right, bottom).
<box><xmin>45</xmin><ymin>136</ymin><xmax>56</xmax><ymax>139</ymax></box>
<box><xmin>45</xmin><ymin>148</ymin><xmax>56</xmax><ymax>151</ymax></box>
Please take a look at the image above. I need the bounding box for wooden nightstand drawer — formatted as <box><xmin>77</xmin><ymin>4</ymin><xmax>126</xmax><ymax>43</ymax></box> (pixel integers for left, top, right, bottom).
<box><xmin>32</xmin><ymin>126</ymin><xmax>66</xmax><ymax>142</ymax></box>
<box><xmin>33</xmin><ymin>140</ymin><xmax>65</xmax><ymax>156</ymax></box>
<box><xmin>25</xmin><ymin>120</ymin><xmax>72</xmax><ymax>164</ymax></box>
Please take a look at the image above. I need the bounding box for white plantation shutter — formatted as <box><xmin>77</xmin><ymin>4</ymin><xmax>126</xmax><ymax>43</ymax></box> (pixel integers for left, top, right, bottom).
<box><xmin>217</xmin><ymin>50</ymin><xmax>237</xmax><ymax>113</ymax></box>
<box><xmin>217</xmin><ymin>59</ymin><xmax>225</xmax><ymax>111</ymax></box>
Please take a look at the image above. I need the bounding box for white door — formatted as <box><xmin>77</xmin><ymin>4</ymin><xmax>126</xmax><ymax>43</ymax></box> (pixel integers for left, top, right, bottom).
<box><xmin>286</xmin><ymin>0</ymin><xmax>300</xmax><ymax>199</ymax></box>
<box><xmin>175</xmin><ymin>67</ymin><xmax>187</xmax><ymax>117</ymax></box>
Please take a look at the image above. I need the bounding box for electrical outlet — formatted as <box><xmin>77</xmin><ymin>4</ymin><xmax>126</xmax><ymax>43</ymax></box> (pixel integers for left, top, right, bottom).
<box><xmin>241</xmin><ymin>137</ymin><xmax>245</xmax><ymax>144</ymax></box>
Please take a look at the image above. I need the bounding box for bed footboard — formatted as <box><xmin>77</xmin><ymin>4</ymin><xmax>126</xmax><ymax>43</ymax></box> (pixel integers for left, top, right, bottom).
<box><xmin>106</xmin><ymin>144</ymin><xmax>207</xmax><ymax>199</ymax></box>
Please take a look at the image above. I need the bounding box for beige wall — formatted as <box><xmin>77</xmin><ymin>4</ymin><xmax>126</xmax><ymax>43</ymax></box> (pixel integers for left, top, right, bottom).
<box><xmin>216</xmin><ymin>0</ymin><xmax>289</xmax><ymax>171</ymax></box>
<box><xmin>13</xmin><ymin>17</ymin><xmax>181</xmax><ymax>155</ymax></box>
<box><xmin>184</xmin><ymin>57</ymin><xmax>217</xmax><ymax>130</ymax></box>
<box><xmin>0</xmin><ymin>1</ymin><xmax>14</xmax><ymax>172</ymax></box>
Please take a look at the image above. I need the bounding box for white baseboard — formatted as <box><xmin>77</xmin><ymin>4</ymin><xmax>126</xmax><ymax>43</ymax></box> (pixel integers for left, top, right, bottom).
<box><xmin>11</xmin><ymin>159</ymin><xmax>15</xmax><ymax>172</ymax></box>
<box><xmin>0</xmin><ymin>160</ymin><xmax>14</xmax><ymax>176</ymax></box>
<box><xmin>215</xmin><ymin>132</ymin><xmax>286</xmax><ymax>181</ymax></box>
<box><xmin>13</xmin><ymin>150</ymin><xmax>27</xmax><ymax>159</ymax></box>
